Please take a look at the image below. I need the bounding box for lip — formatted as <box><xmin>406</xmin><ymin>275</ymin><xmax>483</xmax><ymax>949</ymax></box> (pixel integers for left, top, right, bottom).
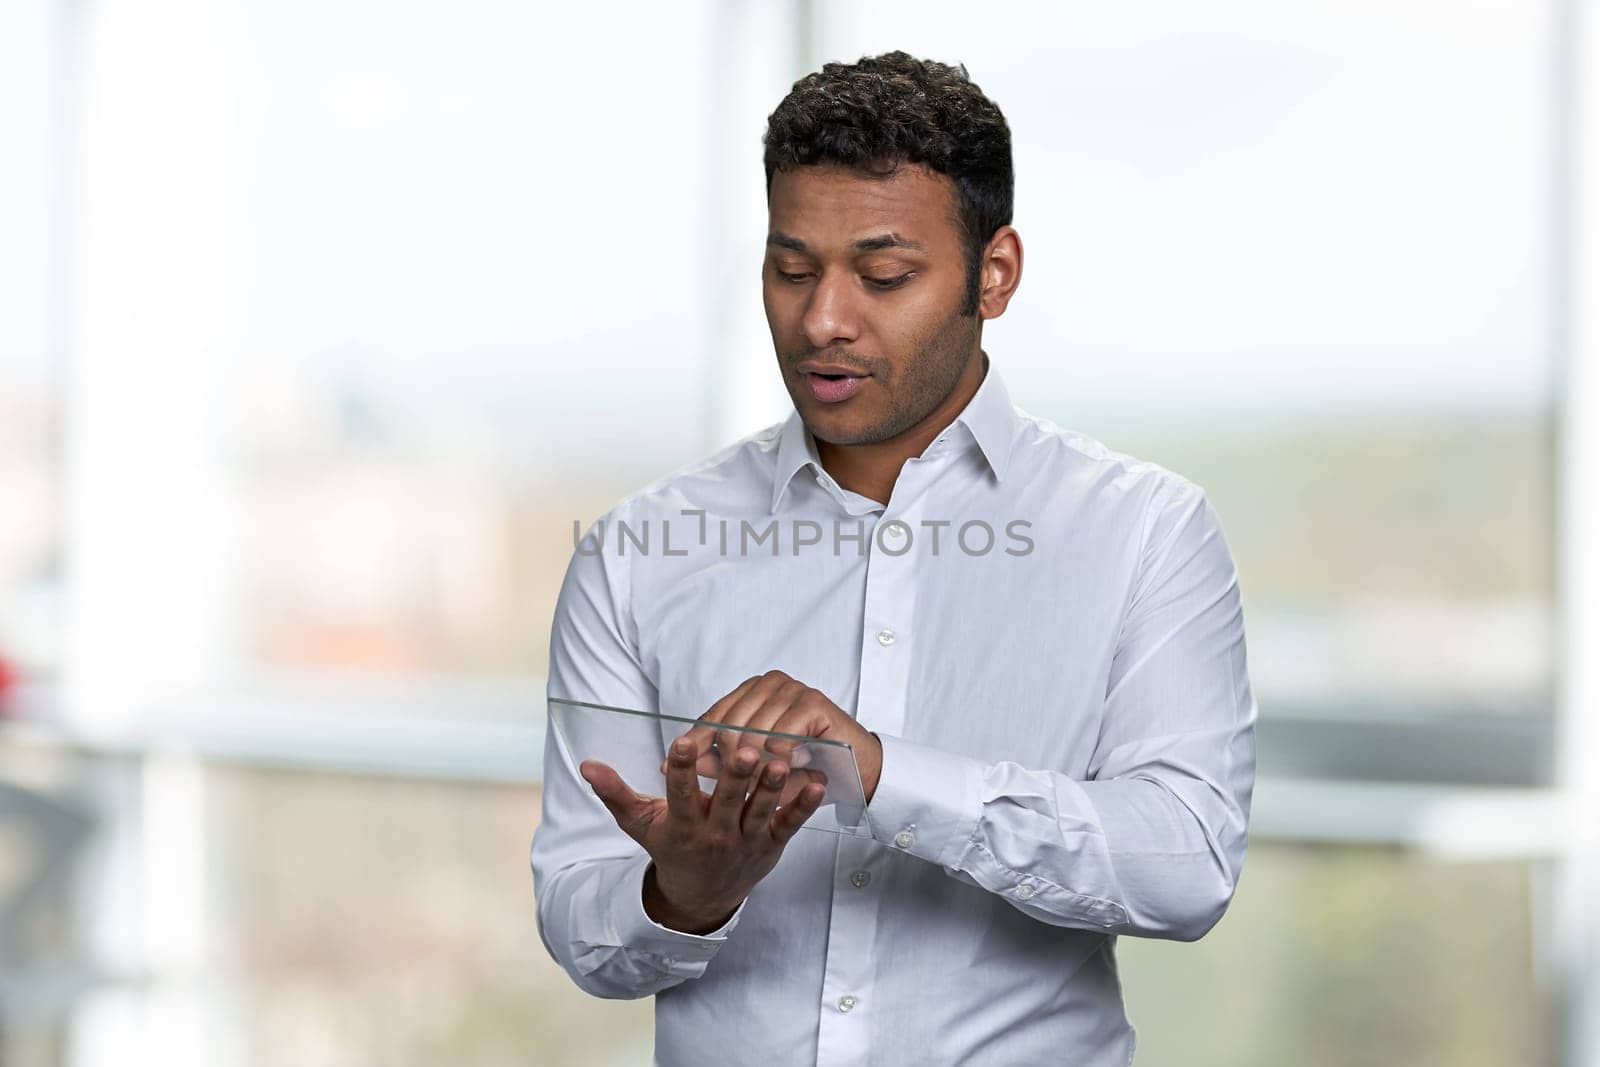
<box><xmin>802</xmin><ymin>371</ymin><xmax>868</xmax><ymax>404</ymax></box>
<box><xmin>795</xmin><ymin>360</ymin><xmax>871</xmax><ymax>404</ymax></box>
<box><xmin>796</xmin><ymin>360</ymin><xmax>871</xmax><ymax>378</ymax></box>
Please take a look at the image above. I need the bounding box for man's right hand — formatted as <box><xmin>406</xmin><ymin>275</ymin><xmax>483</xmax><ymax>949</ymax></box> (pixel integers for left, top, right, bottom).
<box><xmin>579</xmin><ymin>735</ymin><xmax>825</xmax><ymax>934</ymax></box>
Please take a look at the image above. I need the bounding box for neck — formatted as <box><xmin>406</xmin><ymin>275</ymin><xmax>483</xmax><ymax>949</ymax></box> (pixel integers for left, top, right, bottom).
<box><xmin>817</xmin><ymin>349</ymin><xmax>988</xmax><ymax>506</ymax></box>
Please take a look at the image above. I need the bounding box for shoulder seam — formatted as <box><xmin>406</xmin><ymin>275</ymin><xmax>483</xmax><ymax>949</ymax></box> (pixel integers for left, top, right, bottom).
<box><xmin>607</xmin><ymin>421</ymin><xmax>786</xmax><ymax>516</ymax></box>
<box><xmin>1011</xmin><ymin>408</ymin><xmax>1185</xmax><ymax>485</ymax></box>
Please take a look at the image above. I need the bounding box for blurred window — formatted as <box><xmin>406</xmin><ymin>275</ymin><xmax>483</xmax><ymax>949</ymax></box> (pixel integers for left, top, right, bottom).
<box><xmin>820</xmin><ymin>2</ymin><xmax>1556</xmax><ymax>757</ymax></box>
<box><xmin>1119</xmin><ymin>843</ymin><xmax>1556</xmax><ymax>1066</ymax></box>
<box><xmin>5</xmin><ymin>4</ymin><xmax>1576</xmax><ymax>1066</ymax></box>
<box><xmin>0</xmin><ymin>0</ymin><xmax>63</xmax><ymax>689</ymax></box>
<box><xmin>228</xmin><ymin>1</ymin><xmax>721</xmax><ymax>681</ymax></box>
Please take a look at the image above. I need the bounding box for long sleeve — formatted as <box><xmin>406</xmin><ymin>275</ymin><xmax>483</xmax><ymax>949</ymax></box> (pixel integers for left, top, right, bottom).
<box><xmin>865</xmin><ymin>479</ymin><xmax>1258</xmax><ymax>942</ymax></box>
<box><xmin>529</xmin><ymin>513</ymin><xmax>745</xmax><ymax>999</ymax></box>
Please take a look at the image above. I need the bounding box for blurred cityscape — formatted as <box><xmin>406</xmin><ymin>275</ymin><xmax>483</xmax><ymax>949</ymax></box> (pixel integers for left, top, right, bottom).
<box><xmin>0</xmin><ymin>367</ymin><xmax>1559</xmax><ymax>1062</ymax></box>
<box><xmin>0</xmin><ymin>370</ymin><xmax>1555</xmax><ymax>712</ymax></box>
<box><xmin>0</xmin><ymin>0</ymin><xmax>1578</xmax><ymax>1063</ymax></box>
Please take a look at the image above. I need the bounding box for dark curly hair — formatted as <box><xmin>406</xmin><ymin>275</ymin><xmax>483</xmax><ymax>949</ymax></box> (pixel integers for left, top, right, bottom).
<box><xmin>762</xmin><ymin>50</ymin><xmax>1013</xmax><ymax>317</ymax></box>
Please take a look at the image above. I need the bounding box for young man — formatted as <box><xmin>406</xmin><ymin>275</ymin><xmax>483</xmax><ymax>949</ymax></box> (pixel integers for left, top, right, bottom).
<box><xmin>531</xmin><ymin>51</ymin><xmax>1256</xmax><ymax>1066</ymax></box>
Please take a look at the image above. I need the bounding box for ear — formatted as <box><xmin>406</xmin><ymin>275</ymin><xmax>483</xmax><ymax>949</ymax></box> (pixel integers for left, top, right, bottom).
<box><xmin>978</xmin><ymin>226</ymin><xmax>1023</xmax><ymax>320</ymax></box>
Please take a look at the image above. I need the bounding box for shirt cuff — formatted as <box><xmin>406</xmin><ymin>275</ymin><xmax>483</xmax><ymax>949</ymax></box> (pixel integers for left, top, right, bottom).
<box><xmin>605</xmin><ymin>852</ymin><xmax>746</xmax><ymax>972</ymax></box>
<box><xmin>866</xmin><ymin>732</ymin><xmax>983</xmax><ymax>869</ymax></box>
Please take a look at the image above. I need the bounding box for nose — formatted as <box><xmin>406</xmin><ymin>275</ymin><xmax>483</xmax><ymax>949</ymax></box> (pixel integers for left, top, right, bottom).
<box><xmin>800</xmin><ymin>267</ymin><xmax>861</xmax><ymax>350</ymax></box>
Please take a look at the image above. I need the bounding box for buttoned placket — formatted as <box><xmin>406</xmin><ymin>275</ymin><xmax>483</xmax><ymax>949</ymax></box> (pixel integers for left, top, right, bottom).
<box><xmin>813</xmin><ymin>441</ymin><xmax>946</xmax><ymax>1065</ymax></box>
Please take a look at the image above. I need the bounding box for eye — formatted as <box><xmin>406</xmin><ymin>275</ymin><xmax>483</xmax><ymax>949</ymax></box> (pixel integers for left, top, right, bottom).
<box><xmin>865</xmin><ymin>272</ymin><xmax>914</xmax><ymax>290</ymax></box>
<box><xmin>774</xmin><ymin>269</ymin><xmax>813</xmax><ymax>284</ymax></box>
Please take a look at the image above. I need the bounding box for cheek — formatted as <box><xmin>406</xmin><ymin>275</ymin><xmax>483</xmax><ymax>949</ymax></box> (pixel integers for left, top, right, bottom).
<box><xmin>761</xmin><ymin>283</ymin><xmax>791</xmax><ymax>331</ymax></box>
<box><xmin>877</xmin><ymin>300</ymin><xmax>948</xmax><ymax>357</ymax></box>
<box><xmin>908</xmin><ymin>277</ymin><xmax>964</xmax><ymax>319</ymax></box>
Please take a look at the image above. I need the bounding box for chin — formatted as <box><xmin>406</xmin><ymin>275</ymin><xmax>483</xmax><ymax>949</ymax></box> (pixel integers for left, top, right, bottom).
<box><xmin>811</xmin><ymin>414</ymin><xmax>885</xmax><ymax>447</ymax></box>
<box><xmin>791</xmin><ymin>386</ymin><xmax>884</xmax><ymax>438</ymax></box>
<box><xmin>798</xmin><ymin>405</ymin><xmax>847</xmax><ymax>436</ymax></box>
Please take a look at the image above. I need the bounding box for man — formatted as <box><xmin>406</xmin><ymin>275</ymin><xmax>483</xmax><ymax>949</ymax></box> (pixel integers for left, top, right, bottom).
<box><xmin>531</xmin><ymin>50</ymin><xmax>1256</xmax><ymax>1066</ymax></box>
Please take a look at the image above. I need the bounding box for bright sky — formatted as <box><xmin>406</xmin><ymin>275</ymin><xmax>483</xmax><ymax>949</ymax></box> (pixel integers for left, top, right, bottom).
<box><xmin>0</xmin><ymin>0</ymin><xmax>1559</xmax><ymax>449</ymax></box>
<box><xmin>827</xmin><ymin>1</ymin><xmax>1557</xmax><ymax>418</ymax></box>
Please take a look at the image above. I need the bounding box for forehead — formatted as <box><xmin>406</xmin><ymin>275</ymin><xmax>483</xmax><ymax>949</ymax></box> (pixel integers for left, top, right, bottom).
<box><xmin>766</xmin><ymin>162</ymin><xmax>960</xmax><ymax>252</ymax></box>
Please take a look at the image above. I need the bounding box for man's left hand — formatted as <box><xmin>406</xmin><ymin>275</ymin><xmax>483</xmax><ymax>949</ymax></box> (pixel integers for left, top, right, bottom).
<box><xmin>682</xmin><ymin>670</ymin><xmax>883</xmax><ymax>801</ymax></box>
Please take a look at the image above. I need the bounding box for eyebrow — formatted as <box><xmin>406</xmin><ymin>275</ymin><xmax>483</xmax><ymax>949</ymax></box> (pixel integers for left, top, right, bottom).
<box><xmin>766</xmin><ymin>230</ymin><xmax>927</xmax><ymax>254</ymax></box>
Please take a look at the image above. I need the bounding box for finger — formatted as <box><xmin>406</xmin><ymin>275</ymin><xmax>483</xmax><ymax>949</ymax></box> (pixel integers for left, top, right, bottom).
<box><xmin>580</xmin><ymin>760</ymin><xmax>661</xmax><ymax>843</ymax></box>
<box><xmin>769</xmin><ymin>694</ymin><xmax>840</xmax><ymax>747</ymax></box>
<box><xmin>680</xmin><ymin>717</ymin><xmax>720</xmax><ymax>763</ymax></box>
<box><xmin>661</xmin><ymin>750</ymin><xmax>724</xmax><ymax>779</ymax></box>
<box><xmin>726</xmin><ymin>675</ymin><xmax>804</xmax><ymax>737</ymax></box>
<box><xmin>778</xmin><ymin>766</ymin><xmax>827</xmax><ymax>808</ymax></box>
<box><xmin>741</xmin><ymin>759</ymin><xmax>788</xmax><ymax>838</ymax></box>
<box><xmin>771</xmin><ymin>781</ymin><xmax>826</xmax><ymax>844</ymax></box>
<box><xmin>706</xmin><ymin>744</ymin><xmax>761</xmax><ymax>835</ymax></box>
<box><xmin>694</xmin><ymin>750</ymin><xmax>724</xmax><ymax>779</ymax></box>
<box><xmin>758</xmin><ymin>706</ymin><xmax>809</xmax><ymax>763</ymax></box>
<box><xmin>708</xmin><ymin>672</ymin><xmax>793</xmax><ymax>756</ymax></box>
<box><xmin>748</xmin><ymin>684</ymin><xmax>829</xmax><ymax>768</ymax></box>
<box><xmin>720</xmin><ymin>680</ymin><xmax>807</xmax><ymax>766</ymax></box>
<box><xmin>662</xmin><ymin>738</ymin><xmax>707</xmax><ymax>827</ymax></box>
<box><xmin>658</xmin><ymin>748</ymin><xmax>724</xmax><ymax>779</ymax></box>
<box><xmin>684</xmin><ymin>675</ymin><xmax>764</xmax><ymax>756</ymax></box>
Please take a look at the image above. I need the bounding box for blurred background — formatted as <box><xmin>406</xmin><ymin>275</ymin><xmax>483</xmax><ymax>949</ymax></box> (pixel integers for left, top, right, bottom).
<box><xmin>2</xmin><ymin>0</ymin><xmax>1598</xmax><ymax>1064</ymax></box>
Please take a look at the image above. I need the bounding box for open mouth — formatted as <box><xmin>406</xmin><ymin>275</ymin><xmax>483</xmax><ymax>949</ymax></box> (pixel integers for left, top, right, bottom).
<box><xmin>802</xmin><ymin>371</ymin><xmax>868</xmax><ymax>403</ymax></box>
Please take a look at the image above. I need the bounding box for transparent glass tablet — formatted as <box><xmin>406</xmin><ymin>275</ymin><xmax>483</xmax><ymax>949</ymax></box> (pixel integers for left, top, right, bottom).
<box><xmin>548</xmin><ymin>696</ymin><xmax>869</xmax><ymax>836</ymax></box>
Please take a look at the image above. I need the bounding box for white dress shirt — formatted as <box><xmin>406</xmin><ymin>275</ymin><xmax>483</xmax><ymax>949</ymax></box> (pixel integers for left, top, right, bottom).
<box><xmin>531</xmin><ymin>358</ymin><xmax>1257</xmax><ymax>1066</ymax></box>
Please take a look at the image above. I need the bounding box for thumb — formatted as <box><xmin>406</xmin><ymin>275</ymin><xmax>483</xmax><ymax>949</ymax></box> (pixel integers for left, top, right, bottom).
<box><xmin>580</xmin><ymin>760</ymin><xmax>657</xmax><ymax>842</ymax></box>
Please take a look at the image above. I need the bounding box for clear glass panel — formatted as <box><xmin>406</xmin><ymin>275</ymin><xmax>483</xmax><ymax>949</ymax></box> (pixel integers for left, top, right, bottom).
<box><xmin>547</xmin><ymin>697</ymin><xmax>869</xmax><ymax>836</ymax></box>
<box><xmin>1118</xmin><ymin>842</ymin><xmax>1558</xmax><ymax>1066</ymax></box>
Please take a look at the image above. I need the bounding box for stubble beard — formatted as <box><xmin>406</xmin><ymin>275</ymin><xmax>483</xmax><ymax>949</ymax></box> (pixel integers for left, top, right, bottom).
<box><xmin>795</xmin><ymin>305</ymin><xmax>980</xmax><ymax>447</ymax></box>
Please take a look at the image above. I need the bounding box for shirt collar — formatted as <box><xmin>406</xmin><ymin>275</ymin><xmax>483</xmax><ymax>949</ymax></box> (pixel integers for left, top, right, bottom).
<box><xmin>769</xmin><ymin>354</ymin><xmax>1018</xmax><ymax>515</ymax></box>
<box><xmin>769</xmin><ymin>409</ymin><xmax>826</xmax><ymax>515</ymax></box>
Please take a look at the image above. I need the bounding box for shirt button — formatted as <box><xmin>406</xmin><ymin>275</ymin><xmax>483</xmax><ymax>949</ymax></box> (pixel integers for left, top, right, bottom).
<box><xmin>876</xmin><ymin>629</ymin><xmax>896</xmax><ymax>647</ymax></box>
<box><xmin>883</xmin><ymin>520</ymin><xmax>906</xmax><ymax>539</ymax></box>
<box><xmin>1015</xmin><ymin>883</ymin><xmax>1036</xmax><ymax>900</ymax></box>
<box><xmin>893</xmin><ymin>829</ymin><xmax>915</xmax><ymax>849</ymax></box>
<box><xmin>837</xmin><ymin>995</ymin><xmax>858</xmax><ymax>1013</ymax></box>
<box><xmin>850</xmin><ymin>869</ymin><xmax>872</xmax><ymax>888</ymax></box>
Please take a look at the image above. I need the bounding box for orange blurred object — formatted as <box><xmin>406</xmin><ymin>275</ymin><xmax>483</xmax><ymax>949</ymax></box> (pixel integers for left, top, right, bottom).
<box><xmin>0</xmin><ymin>649</ymin><xmax>15</xmax><ymax>719</ymax></box>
